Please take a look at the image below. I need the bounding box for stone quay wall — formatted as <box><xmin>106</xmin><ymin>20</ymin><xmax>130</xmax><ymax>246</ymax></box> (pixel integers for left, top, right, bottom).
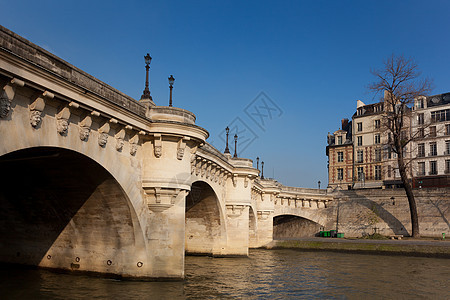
<box><xmin>325</xmin><ymin>188</ymin><xmax>449</xmax><ymax>238</ymax></box>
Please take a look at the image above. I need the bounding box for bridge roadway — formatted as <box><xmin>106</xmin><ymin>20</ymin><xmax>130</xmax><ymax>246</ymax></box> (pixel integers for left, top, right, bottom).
<box><xmin>0</xmin><ymin>25</ymin><xmax>333</xmax><ymax>280</ymax></box>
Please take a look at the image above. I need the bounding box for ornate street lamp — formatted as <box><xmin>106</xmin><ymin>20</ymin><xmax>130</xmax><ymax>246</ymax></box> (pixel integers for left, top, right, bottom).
<box><xmin>140</xmin><ymin>53</ymin><xmax>152</xmax><ymax>100</ymax></box>
<box><xmin>233</xmin><ymin>134</ymin><xmax>238</xmax><ymax>158</ymax></box>
<box><xmin>224</xmin><ymin>127</ymin><xmax>230</xmax><ymax>154</ymax></box>
<box><xmin>318</xmin><ymin>181</ymin><xmax>321</xmax><ymax>190</ymax></box>
<box><xmin>261</xmin><ymin>161</ymin><xmax>265</xmax><ymax>179</ymax></box>
<box><xmin>168</xmin><ymin>75</ymin><xmax>175</xmax><ymax>107</ymax></box>
<box><xmin>256</xmin><ymin>157</ymin><xmax>259</xmax><ymax>171</ymax></box>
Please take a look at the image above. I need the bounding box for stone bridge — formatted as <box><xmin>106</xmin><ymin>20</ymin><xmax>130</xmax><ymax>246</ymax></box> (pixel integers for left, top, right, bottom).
<box><xmin>0</xmin><ymin>26</ymin><xmax>333</xmax><ymax>280</ymax></box>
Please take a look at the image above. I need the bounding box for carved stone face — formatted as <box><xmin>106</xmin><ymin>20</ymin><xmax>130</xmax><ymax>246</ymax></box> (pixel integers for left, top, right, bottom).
<box><xmin>177</xmin><ymin>148</ymin><xmax>185</xmax><ymax>160</ymax></box>
<box><xmin>30</xmin><ymin>110</ymin><xmax>42</xmax><ymax>127</ymax></box>
<box><xmin>98</xmin><ymin>133</ymin><xmax>109</xmax><ymax>147</ymax></box>
<box><xmin>154</xmin><ymin>146</ymin><xmax>162</xmax><ymax>158</ymax></box>
<box><xmin>130</xmin><ymin>144</ymin><xmax>138</xmax><ymax>156</ymax></box>
<box><xmin>116</xmin><ymin>138</ymin><xmax>124</xmax><ymax>151</ymax></box>
<box><xmin>79</xmin><ymin>127</ymin><xmax>90</xmax><ymax>141</ymax></box>
<box><xmin>0</xmin><ymin>96</ymin><xmax>11</xmax><ymax>118</ymax></box>
<box><xmin>57</xmin><ymin>119</ymin><xmax>69</xmax><ymax>135</ymax></box>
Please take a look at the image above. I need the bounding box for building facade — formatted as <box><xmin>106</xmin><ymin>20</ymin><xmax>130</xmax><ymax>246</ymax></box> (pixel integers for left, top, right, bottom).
<box><xmin>327</xmin><ymin>92</ymin><xmax>450</xmax><ymax>189</ymax></box>
<box><xmin>411</xmin><ymin>92</ymin><xmax>450</xmax><ymax>188</ymax></box>
<box><xmin>326</xmin><ymin>119</ymin><xmax>353</xmax><ymax>190</ymax></box>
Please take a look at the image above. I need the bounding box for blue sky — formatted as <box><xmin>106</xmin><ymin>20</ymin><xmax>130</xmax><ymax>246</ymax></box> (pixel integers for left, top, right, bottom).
<box><xmin>3</xmin><ymin>1</ymin><xmax>450</xmax><ymax>188</ymax></box>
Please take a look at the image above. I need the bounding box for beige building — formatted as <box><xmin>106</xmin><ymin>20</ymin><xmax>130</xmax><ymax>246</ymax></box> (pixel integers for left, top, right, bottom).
<box><xmin>326</xmin><ymin>119</ymin><xmax>353</xmax><ymax>190</ymax></box>
<box><xmin>411</xmin><ymin>92</ymin><xmax>450</xmax><ymax>187</ymax></box>
<box><xmin>352</xmin><ymin>100</ymin><xmax>385</xmax><ymax>188</ymax></box>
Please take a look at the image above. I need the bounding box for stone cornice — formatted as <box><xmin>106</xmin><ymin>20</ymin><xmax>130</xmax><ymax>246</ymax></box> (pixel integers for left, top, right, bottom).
<box><xmin>0</xmin><ymin>48</ymin><xmax>150</xmax><ymax>132</ymax></box>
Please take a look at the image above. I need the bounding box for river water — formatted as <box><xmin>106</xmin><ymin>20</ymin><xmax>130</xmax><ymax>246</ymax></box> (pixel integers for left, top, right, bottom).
<box><xmin>1</xmin><ymin>249</ymin><xmax>448</xmax><ymax>299</ymax></box>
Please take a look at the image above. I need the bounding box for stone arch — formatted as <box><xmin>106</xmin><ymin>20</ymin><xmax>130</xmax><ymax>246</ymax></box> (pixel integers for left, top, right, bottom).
<box><xmin>273</xmin><ymin>214</ymin><xmax>323</xmax><ymax>239</ymax></box>
<box><xmin>185</xmin><ymin>180</ymin><xmax>227</xmax><ymax>256</ymax></box>
<box><xmin>0</xmin><ymin>146</ymin><xmax>147</xmax><ymax>276</ymax></box>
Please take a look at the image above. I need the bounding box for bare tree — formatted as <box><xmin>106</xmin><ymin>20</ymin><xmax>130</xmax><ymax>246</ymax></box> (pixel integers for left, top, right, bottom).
<box><xmin>369</xmin><ymin>54</ymin><xmax>432</xmax><ymax>238</ymax></box>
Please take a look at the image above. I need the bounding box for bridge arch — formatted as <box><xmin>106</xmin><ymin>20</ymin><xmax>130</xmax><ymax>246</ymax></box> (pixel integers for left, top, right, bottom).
<box><xmin>273</xmin><ymin>214</ymin><xmax>323</xmax><ymax>239</ymax></box>
<box><xmin>0</xmin><ymin>146</ymin><xmax>147</xmax><ymax>276</ymax></box>
<box><xmin>185</xmin><ymin>180</ymin><xmax>227</xmax><ymax>256</ymax></box>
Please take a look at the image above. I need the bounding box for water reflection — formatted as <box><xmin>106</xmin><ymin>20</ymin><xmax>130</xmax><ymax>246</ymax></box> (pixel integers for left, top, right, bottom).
<box><xmin>0</xmin><ymin>250</ymin><xmax>448</xmax><ymax>299</ymax></box>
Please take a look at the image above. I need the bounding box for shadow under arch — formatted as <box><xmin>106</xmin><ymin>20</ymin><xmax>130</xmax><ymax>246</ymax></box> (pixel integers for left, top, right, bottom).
<box><xmin>185</xmin><ymin>180</ymin><xmax>226</xmax><ymax>256</ymax></box>
<box><xmin>273</xmin><ymin>214</ymin><xmax>323</xmax><ymax>239</ymax></box>
<box><xmin>248</xmin><ymin>205</ymin><xmax>258</xmax><ymax>247</ymax></box>
<box><xmin>0</xmin><ymin>146</ymin><xmax>146</xmax><ymax>275</ymax></box>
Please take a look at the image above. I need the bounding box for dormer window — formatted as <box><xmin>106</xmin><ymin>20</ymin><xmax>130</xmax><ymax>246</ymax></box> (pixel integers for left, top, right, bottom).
<box><xmin>337</xmin><ymin>136</ymin><xmax>343</xmax><ymax>145</ymax></box>
<box><xmin>417</xmin><ymin>99</ymin><xmax>424</xmax><ymax>109</ymax></box>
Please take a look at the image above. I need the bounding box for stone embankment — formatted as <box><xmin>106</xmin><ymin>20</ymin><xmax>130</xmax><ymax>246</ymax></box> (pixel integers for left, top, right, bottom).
<box><xmin>264</xmin><ymin>238</ymin><xmax>450</xmax><ymax>258</ymax></box>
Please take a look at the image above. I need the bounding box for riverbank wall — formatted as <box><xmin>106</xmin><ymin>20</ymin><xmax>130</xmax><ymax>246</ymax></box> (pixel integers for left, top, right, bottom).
<box><xmin>322</xmin><ymin>188</ymin><xmax>450</xmax><ymax>238</ymax></box>
<box><xmin>265</xmin><ymin>238</ymin><xmax>450</xmax><ymax>258</ymax></box>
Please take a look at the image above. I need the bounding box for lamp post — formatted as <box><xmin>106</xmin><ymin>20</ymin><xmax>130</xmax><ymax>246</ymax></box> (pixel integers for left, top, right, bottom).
<box><xmin>168</xmin><ymin>75</ymin><xmax>175</xmax><ymax>107</ymax></box>
<box><xmin>233</xmin><ymin>134</ymin><xmax>238</xmax><ymax>158</ymax></box>
<box><xmin>261</xmin><ymin>161</ymin><xmax>265</xmax><ymax>179</ymax></box>
<box><xmin>318</xmin><ymin>181</ymin><xmax>321</xmax><ymax>190</ymax></box>
<box><xmin>224</xmin><ymin>127</ymin><xmax>230</xmax><ymax>154</ymax></box>
<box><xmin>140</xmin><ymin>53</ymin><xmax>152</xmax><ymax>100</ymax></box>
<box><xmin>256</xmin><ymin>157</ymin><xmax>259</xmax><ymax>171</ymax></box>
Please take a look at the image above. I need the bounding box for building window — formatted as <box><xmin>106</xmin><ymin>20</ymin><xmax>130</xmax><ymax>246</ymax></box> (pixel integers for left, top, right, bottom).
<box><xmin>431</xmin><ymin>109</ymin><xmax>450</xmax><ymax>123</ymax></box>
<box><xmin>429</xmin><ymin>161</ymin><xmax>437</xmax><ymax>175</ymax></box>
<box><xmin>357</xmin><ymin>150</ymin><xmax>364</xmax><ymax>163</ymax></box>
<box><xmin>374</xmin><ymin>119</ymin><xmax>381</xmax><ymax>129</ymax></box>
<box><xmin>446</xmin><ymin>124</ymin><xmax>450</xmax><ymax>135</ymax></box>
<box><xmin>337</xmin><ymin>151</ymin><xmax>344</xmax><ymax>162</ymax></box>
<box><xmin>417</xmin><ymin>113</ymin><xmax>424</xmax><ymax>125</ymax></box>
<box><xmin>417</xmin><ymin>127</ymin><xmax>424</xmax><ymax>138</ymax></box>
<box><xmin>337</xmin><ymin>136</ymin><xmax>343</xmax><ymax>145</ymax></box>
<box><xmin>400</xmin><ymin>130</ymin><xmax>407</xmax><ymax>141</ymax></box>
<box><xmin>337</xmin><ymin>168</ymin><xmax>343</xmax><ymax>180</ymax></box>
<box><xmin>375</xmin><ymin>148</ymin><xmax>382</xmax><ymax>162</ymax></box>
<box><xmin>357</xmin><ymin>136</ymin><xmax>362</xmax><ymax>146</ymax></box>
<box><xmin>430</xmin><ymin>126</ymin><xmax>436</xmax><ymax>137</ymax></box>
<box><xmin>417</xmin><ymin>143</ymin><xmax>425</xmax><ymax>157</ymax></box>
<box><xmin>387</xmin><ymin>165</ymin><xmax>392</xmax><ymax>177</ymax></box>
<box><xmin>374</xmin><ymin>134</ymin><xmax>381</xmax><ymax>144</ymax></box>
<box><xmin>374</xmin><ymin>166</ymin><xmax>381</xmax><ymax>180</ymax></box>
<box><xmin>446</xmin><ymin>141</ymin><xmax>450</xmax><ymax>155</ymax></box>
<box><xmin>357</xmin><ymin>122</ymin><xmax>362</xmax><ymax>132</ymax></box>
<box><xmin>357</xmin><ymin>167</ymin><xmax>364</xmax><ymax>181</ymax></box>
<box><xmin>417</xmin><ymin>98</ymin><xmax>424</xmax><ymax>109</ymax></box>
<box><xmin>385</xmin><ymin>146</ymin><xmax>392</xmax><ymax>159</ymax></box>
<box><xmin>418</xmin><ymin>162</ymin><xmax>425</xmax><ymax>176</ymax></box>
<box><xmin>445</xmin><ymin>160</ymin><xmax>450</xmax><ymax>174</ymax></box>
<box><xmin>429</xmin><ymin>143</ymin><xmax>437</xmax><ymax>156</ymax></box>
<box><xmin>387</xmin><ymin>133</ymin><xmax>392</xmax><ymax>143</ymax></box>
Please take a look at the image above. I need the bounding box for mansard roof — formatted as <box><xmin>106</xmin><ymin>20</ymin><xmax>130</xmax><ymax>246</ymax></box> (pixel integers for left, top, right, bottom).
<box><xmin>427</xmin><ymin>92</ymin><xmax>450</xmax><ymax>108</ymax></box>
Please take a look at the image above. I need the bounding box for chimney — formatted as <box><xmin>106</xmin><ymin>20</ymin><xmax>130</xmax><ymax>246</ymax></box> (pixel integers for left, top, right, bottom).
<box><xmin>341</xmin><ymin>118</ymin><xmax>349</xmax><ymax>130</ymax></box>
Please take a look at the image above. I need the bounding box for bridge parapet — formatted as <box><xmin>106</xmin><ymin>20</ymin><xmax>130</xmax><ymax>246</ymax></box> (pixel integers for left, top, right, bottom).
<box><xmin>0</xmin><ymin>25</ymin><xmax>146</xmax><ymax>118</ymax></box>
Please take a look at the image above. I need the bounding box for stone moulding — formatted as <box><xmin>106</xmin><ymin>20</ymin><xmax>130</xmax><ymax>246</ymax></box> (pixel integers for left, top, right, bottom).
<box><xmin>144</xmin><ymin>187</ymin><xmax>187</xmax><ymax>212</ymax></box>
<box><xmin>226</xmin><ymin>204</ymin><xmax>248</xmax><ymax>218</ymax></box>
<box><xmin>257</xmin><ymin>210</ymin><xmax>274</xmax><ymax>220</ymax></box>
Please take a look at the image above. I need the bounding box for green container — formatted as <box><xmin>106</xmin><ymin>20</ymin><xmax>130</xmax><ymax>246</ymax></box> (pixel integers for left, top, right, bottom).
<box><xmin>323</xmin><ymin>231</ymin><xmax>330</xmax><ymax>237</ymax></box>
<box><xmin>319</xmin><ymin>231</ymin><xmax>324</xmax><ymax>237</ymax></box>
<box><xmin>337</xmin><ymin>233</ymin><xmax>344</xmax><ymax>238</ymax></box>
